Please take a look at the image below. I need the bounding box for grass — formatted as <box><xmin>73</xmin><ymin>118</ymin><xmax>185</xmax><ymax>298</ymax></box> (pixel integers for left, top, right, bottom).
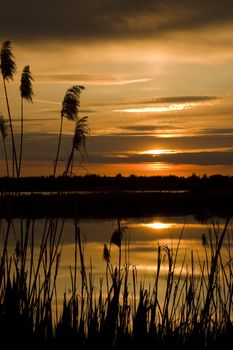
<box><xmin>0</xmin><ymin>215</ymin><xmax>232</xmax><ymax>349</ymax></box>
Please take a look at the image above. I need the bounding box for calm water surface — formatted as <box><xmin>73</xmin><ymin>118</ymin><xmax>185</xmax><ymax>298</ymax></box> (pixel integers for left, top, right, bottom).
<box><xmin>2</xmin><ymin>215</ymin><xmax>232</xmax><ymax>310</ymax></box>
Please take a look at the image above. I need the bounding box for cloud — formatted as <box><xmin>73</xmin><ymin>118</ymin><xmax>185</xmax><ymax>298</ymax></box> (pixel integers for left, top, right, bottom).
<box><xmin>37</xmin><ymin>108</ymin><xmax>97</xmax><ymax>115</ymax></box>
<box><xmin>34</xmin><ymin>73</ymin><xmax>151</xmax><ymax>86</ymax></box>
<box><xmin>201</xmin><ymin>128</ymin><xmax>233</xmax><ymax>135</ymax></box>
<box><xmin>112</xmin><ymin>125</ymin><xmax>233</xmax><ymax>137</ymax></box>
<box><xmin>120</xmin><ymin>125</ymin><xmax>184</xmax><ymax>132</ymax></box>
<box><xmin>1</xmin><ymin>1</ymin><xmax>233</xmax><ymax>42</ymax></box>
<box><xmin>115</xmin><ymin>104</ymin><xmax>196</xmax><ymax>113</ymax></box>
<box><xmin>88</xmin><ymin>134</ymin><xmax>233</xmax><ymax>152</ymax></box>
<box><xmin>88</xmin><ymin>151</ymin><xmax>233</xmax><ymax>166</ymax></box>
<box><xmin>144</xmin><ymin>96</ymin><xmax>219</xmax><ymax>104</ymax></box>
<box><xmin>87</xmin><ymin>96</ymin><xmax>218</xmax><ymax>109</ymax></box>
<box><xmin>13</xmin><ymin>118</ymin><xmax>57</xmax><ymax>122</ymax></box>
<box><xmin>5</xmin><ymin>132</ymin><xmax>232</xmax><ymax>166</ymax></box>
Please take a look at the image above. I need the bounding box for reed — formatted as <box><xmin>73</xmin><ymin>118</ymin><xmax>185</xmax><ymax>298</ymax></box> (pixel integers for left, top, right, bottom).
<box><xmin>0</xmin><ymin>215</ymin><xmax>232</xmax><ymax>349</ymax></box>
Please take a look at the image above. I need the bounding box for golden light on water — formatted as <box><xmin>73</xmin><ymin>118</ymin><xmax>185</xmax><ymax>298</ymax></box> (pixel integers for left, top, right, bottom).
<box><xmin>142</xmin><ymin>222</ymin><xmax>175</xmax><ymax>230</ymax></box>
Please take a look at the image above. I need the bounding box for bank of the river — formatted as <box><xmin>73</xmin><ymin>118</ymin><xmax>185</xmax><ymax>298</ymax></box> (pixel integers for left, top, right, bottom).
<box><xmin>0</xmin><ymin>188</ymin><xmax>232</xmax><ymax>218</ymax></box>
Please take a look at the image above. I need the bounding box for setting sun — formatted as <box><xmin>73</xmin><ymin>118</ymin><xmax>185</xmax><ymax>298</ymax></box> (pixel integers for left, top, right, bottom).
<box><xmin>141</xmin><ymin>149</ymin><xmax>175</xmax><ymax>155</ymax></box>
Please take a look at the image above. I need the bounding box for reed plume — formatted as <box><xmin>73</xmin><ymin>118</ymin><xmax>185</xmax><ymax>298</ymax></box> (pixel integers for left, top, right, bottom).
<box><xmin>0</xmin><ymin>41</ymin><xmax>17</xmax><ymax>177</ymax></box>
<box><xmin>53</xmin><ymin>85</ymin><xmax>85</xmax><ymax>176</ymax></box>
<box><xmin>19</xmin><ymin>65</ymin><xmax>34</xmax><ymax>177</ymax></box>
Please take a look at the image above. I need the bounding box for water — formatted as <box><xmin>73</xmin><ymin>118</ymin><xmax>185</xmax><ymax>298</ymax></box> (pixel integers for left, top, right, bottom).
<box><xmin>19</xmin><ymin>190</ymin><xmax>188</xmax><ymax>195</ymax></box>
<box><xmin>1</xmin><ymin>216</ymin><xmax>231</xmax><ymax>278</ymax></box>
<box><xmin>0</xmin><ymin>216</ymin><xmax>233</xmax><ymax>318</ymax></box>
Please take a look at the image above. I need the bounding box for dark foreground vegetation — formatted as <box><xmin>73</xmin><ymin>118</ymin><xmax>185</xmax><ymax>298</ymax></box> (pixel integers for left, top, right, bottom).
<box><xmin>1</xmin><ymin>174</ymin><xmax>233</xmax><ymax>192</ymax></box>
<box><xmin>0</xmin><ymin>216</ymin><xmax>232</xmax><ymax>349</ymax></box>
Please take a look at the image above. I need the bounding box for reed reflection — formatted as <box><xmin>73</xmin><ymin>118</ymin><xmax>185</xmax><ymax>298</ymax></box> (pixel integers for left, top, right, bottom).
<box><xmin>2</xmin><ymin>216</ymin><xmax>232</xmax><ymax>307</ymax></box>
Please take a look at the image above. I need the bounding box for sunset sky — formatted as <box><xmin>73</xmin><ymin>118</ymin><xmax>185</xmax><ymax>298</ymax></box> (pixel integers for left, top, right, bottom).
<box><xmin>0</xmin><ymin>0</ymin><xmax>233</xmax><ymax>176</ymax></box>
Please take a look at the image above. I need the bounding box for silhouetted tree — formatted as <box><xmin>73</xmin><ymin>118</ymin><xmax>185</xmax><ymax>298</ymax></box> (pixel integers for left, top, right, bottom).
<box><xmin>19</xmin><ymin>65</ymin><xmax>34</xmax><ymax>177</ymax></box>
<box><xmin>0</xmin><ymin>41</ymin><xmax>17</xmax><ymax>176</ymax></box>
<box><xmin>53</xmin><ymin>85</ymin><xmax>85</xmax><ymax>176</ymax></box>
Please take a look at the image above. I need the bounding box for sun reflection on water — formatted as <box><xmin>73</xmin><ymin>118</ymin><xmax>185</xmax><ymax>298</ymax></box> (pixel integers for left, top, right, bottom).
<box><xmin>142</xmin><ymin>222</ymin><xmax>175</xmax><ymax>229</ymax></box>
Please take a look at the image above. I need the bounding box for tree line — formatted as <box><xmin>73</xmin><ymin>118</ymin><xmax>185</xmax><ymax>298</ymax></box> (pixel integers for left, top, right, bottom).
<box><xmin>0</xmin><ymin>173</ymin><xmax>232</xmax><ymax>192</ymax></box>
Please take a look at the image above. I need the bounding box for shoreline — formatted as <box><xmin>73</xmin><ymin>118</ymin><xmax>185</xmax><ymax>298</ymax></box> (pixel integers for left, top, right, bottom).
<box><xmin>1</xmin><ymin>190</ymin><xmax>232</xmax><ymax>219</ymax></box>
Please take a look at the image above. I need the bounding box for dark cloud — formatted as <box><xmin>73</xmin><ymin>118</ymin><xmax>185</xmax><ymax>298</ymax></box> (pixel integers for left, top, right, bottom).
<box><xmin>88</xmin><ymin>96</ymin><xmax>218</xmax><ymax>108</ymax></box>
<box><xmin>117</xmin><ymin>125</ymin><xmax>233</xmax><ymax>136</ymax></box>
<box><xmin>88</xmin><ymin>151</ymin><xmax>233</xmax><ymax>166</ymax></box>
<box><xmin>157</xmin><ymin>151</ymin><xmax>233</xmax><ymax>166</ymax></box>
<box><xmin>202</xmin><ymin>128</ymin><xmax>233</xmax><ymax>135</ymax></box>
<box><xmin>123</xmin><ymin>125</ymin><xmax>159</xmax><ymax>132</ymax></box>
<box><xmin>1</xmin><ymin>1</ymin><xmax>233</xmax><ymax>42</ymax></box>
<box><xmin>145</xmin><ymin>96</ymin><xmax>219</xmax><ymax>104</ymax></box>
<box><xmin>122</xmin><ymin>125</ymin><xmax>182</xmax><ymax>132</ymax></box>
<box><xmin>117</xmin><ymin>124</ymin><xmax>184</xmax><ymax>135</ymax></box>
<box><xmin>4</xmin><ymin>132</ymin><xmax>232</xmax><ymax>167</ymax></box>
<box><xmin>88</xmin><ymin>135</ymin><xmax>233</xmax><ymax>154</ymax></box>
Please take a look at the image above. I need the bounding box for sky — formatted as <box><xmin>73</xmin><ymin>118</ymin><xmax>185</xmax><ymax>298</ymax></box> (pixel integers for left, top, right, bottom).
<box><xmin>0</xmin><ymin>0</ymin><xmax>233</xmax><ymax>177</ymax></box>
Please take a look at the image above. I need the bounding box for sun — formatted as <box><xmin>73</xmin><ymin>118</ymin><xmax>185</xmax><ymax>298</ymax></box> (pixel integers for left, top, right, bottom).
<box><xmin>141</xmin><ymin>149</ymin><xmax>175</xmax><ymax>155</ymax></box>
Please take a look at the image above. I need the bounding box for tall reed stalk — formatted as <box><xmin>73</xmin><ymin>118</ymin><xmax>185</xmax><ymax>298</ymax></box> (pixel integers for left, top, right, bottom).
<box><xmin>19</xmin><ymin>65</ymin><xmax>34</xmax><ymax>177</ymax></box>
<box><xmin>0</xmin><ymin>114</ymin><xmax>9</xmax><ymax>177</ymax></box>
<box><xmin>0</xmin><ymin>41</ymin><xmax>18</xmax><ymax>177</ymax></box>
